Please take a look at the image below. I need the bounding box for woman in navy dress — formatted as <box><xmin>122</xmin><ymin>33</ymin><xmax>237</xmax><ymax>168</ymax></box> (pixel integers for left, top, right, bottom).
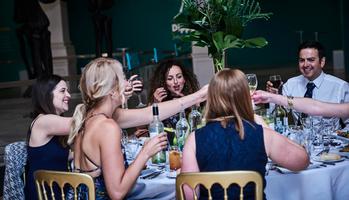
<box><xmin>25</xmin><ymin>75</ymin><xmax>72</xmax><ymax>200</ymax></box>
<box><xmin>181</xmin><ymin>69</ymin><xmax>309</xmax><ymax>200</ymax></box>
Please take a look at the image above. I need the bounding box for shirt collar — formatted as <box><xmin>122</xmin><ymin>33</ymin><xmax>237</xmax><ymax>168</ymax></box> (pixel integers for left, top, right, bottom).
<box><xmin>302</xmin><ymin>71</ymin><xmax>325</xmax><ymax>88</ymax></box>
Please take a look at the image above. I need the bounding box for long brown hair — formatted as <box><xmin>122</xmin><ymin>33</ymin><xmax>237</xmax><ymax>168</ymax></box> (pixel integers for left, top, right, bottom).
<box><xmin>204</xmin><ymin>69</ymin><xmax>255</xmax><ymax>139</ymax></box>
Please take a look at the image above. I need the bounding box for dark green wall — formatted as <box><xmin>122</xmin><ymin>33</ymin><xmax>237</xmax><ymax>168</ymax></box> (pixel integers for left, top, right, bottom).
<box><xmin>0</xmin><ymin>0</ymin><xmax>24</xmax><ymax>82</ymax></box>
<box><xmin>0</xmin><ymin>0</ymin><xmax>347</xmax><ymax>82</ymax></box>
<box><xmin>227</xmin><ymin>0</ymin><xmax>342</xmax><ymax>68</ymax></box>
<box><xmin>67</xmin><ymin>0</ymin><xmax>181</xmax><ymax>54</ymax></box>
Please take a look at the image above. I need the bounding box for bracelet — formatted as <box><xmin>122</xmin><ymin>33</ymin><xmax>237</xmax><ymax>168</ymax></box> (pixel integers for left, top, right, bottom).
<box><xmin>287</xmin><ymin>95</ymin><xmax>294</xmax><ymax>109</ymax></box>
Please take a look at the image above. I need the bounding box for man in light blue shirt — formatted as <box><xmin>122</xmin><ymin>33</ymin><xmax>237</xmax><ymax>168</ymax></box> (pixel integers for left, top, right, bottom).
<box><xmin>267</xmin><ymin>41</ymin><xmax>349</xmax><ymax>129</ymax></box>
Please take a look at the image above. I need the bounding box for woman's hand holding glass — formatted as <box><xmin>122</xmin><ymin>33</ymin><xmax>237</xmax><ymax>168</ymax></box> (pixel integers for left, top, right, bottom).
<box><xmin>133</xmin><ymin>76</ymin><xmax>146</xmax><ymax>108</ymax></box>
<box><xmin>124</xmin><ymin>75</ymin><xmax>143</xmax><ymax>98</ymax></box>
<box><xmin>153</xmin><ymin>87</ymin><xmax>168</xmax><ymax>103</ymax></box>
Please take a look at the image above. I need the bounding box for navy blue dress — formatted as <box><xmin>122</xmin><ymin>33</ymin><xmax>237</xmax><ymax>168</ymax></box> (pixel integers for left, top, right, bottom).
<box><xmin>24</xmin><ymin>135</ymin><xmax>69</xmax><ymax>200</ymax></box>
<box><xmin>195</xmin><ymin>120</ymin><xmax>268</xmax><ymax>200</ymax></box>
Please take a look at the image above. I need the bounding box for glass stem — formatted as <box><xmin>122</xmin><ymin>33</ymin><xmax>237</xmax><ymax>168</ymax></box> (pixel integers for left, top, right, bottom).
<box><xmin>138</xmin><ymin>94</ymin><xmax>143</xmax><ymax>105</ymax></box>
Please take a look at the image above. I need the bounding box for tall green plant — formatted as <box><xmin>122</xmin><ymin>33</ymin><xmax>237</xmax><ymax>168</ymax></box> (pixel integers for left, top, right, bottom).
<box><xmin>173</xmin><ymin>0</ymin><xmax>272</xmax><ymax>72</ymax></box>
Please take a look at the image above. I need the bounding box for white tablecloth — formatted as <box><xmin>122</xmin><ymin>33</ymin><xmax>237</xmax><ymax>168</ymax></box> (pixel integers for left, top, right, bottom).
<box><xmin>127</xmin><ymin>160</ymin><xmax>349</xmax><ymax>200</ymax></box>
<box><xmin>265</xmin><ymin>160</ymin><xmax>349</xmax><ymax>200</ymax></box>
<box><xmin>127</xmin><ymin>172</ymin><xmax>176</xmax><ymax>200</ymax></box>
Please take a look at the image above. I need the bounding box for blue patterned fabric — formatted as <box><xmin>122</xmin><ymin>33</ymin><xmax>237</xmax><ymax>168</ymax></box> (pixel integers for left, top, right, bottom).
<box><xmin>75</xmin><ymin>176</ymin><xmax>110</xmax><ymax>200</ymax></box>
<box><xmin>195</xmin><ymin>120</ymin><xmax>268</xmax><ymax>200</ymax></box>
<box><xmin>25</xmin><ymin>136</ymin><xmax>69</xmax><ymax>200</ymax></box>
<box><xmin>3</xmin><ymin>141</ymin><xmax>27</xmax><ymax>200</ymax></box>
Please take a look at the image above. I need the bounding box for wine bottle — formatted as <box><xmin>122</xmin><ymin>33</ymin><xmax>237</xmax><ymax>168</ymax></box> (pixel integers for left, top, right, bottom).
<box><xmin>175</xmin><ymin>109</ymin><xmax>190</xmax><ymax>151</ymax></box>
<box><xmin>287</xmin><ymin>109</ymin><xmax>296</xmax><ymax>126</ymax></box>
<box><xmin>188</xmin><ymin>105</ymin><xmax>202</xmax><ymax>132</ymax></box>
<box><xmin>273</xmin><ymin>105</ymin><xmax>287</xmax><ymax>134</ymax></box>
<box><xmin>148</xmin><ymin>104</ymin><xmax>166</xmax><ymax>164</ymax></box>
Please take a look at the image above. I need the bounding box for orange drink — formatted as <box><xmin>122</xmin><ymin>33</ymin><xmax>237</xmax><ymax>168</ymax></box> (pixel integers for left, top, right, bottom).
<box><xmin>169</xmin><ymin>148</ymin><xmax>181</xmax><ymax>170</ymax></box>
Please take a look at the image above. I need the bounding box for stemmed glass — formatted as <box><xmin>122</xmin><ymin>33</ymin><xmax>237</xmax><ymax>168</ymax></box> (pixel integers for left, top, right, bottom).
<box><xmin>133</xmin><ymin>76</ymin><xmax>146</xmax><ymax>108</ymax></box>
<box><xmin>246</xmin><ymin>74</ymin><xmax>258</xmax><ymax>109</ymax></box>
<box><xmin>246</xmin><ymin>74</ymin><xmax>258</xmax><ymax>94</ymax></box>
<box><xmin>126</xmin><ymin>134</ymin><xmax>140</xmax><ymax>162</ymax></box>
<box><xmin>269</xmin><ymin>75</ymin><xmax>282</xmax><ymax>94</ymax></box>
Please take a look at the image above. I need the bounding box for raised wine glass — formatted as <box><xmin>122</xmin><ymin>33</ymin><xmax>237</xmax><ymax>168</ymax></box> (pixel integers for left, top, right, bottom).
<box><xmin>134</xmin><ymin>76</ymin><xmax>146</xmax><ymax>108</ymax></box>
<box><xmin>246</xmin><ymin>74</ymin><xmax>258</xmax><ymax>94</ymax></box>
<box><xmin>269</xmin><ymin>75</ymin><xmax>282</xmax><ymax>94</ymax></box>
<box><xmin>246</xmin><ymin>73</ymin><xmax>258</xmax><ymax>110</ymax></box>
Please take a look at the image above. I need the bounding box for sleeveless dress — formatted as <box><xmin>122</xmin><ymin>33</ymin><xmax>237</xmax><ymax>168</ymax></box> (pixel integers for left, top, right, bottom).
<box><xmin>74</xmin><ymin>144</ymin><xmax>128</xmax><ymax>200</ymax></box>
<box><xmin>195</xmin><ymin>120</ymin><xmax>268</xmax><ymax>200</ymax></box>
<box><xmin>24</xmin><ymin>130</ymin><xmax>69</xmax><ymax>200</ymax></box>
<box><xmin>74</xmin><ymin>113</ymin><xmax>129</xmax><ymax>200</ymax></box>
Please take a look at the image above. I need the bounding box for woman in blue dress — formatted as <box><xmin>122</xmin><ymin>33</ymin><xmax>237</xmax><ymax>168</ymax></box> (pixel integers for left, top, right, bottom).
<box><xmin>181</xmin><ymin>69</ymin><xmax>309</xmax><ymax>200</ymax></box>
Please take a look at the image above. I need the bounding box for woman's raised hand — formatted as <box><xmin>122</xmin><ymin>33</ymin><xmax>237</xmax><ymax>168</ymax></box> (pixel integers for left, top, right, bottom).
<box><xmin>153</xmin><ymin>87</ymin><xmax>168</xmax><ymax>103</ymax></box>
<box><xmin>251</xmin><ymin>90</ymin><xmax>273</xmax><ymax>104</ymax></box>
<box><xmin>124</xmin><ymin>75</ymin><xmax>143</xmax><ymax>98</ymax></box>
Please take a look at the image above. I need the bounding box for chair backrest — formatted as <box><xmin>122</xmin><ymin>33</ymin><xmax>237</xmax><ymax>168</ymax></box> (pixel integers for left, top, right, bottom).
<box><xmin>3</xmin><ymin>141</ymin><xmax>27</xmax><ymax>200</ymax></box>
<box><xmin>34</xmin><ymin>170</ymin><xmax>95</xmax><ymax>200</ymax></box>
<box><xmin>176</xmin><ymin>171</ymin><xmax>263</xmax><ymax>200</ymax></box>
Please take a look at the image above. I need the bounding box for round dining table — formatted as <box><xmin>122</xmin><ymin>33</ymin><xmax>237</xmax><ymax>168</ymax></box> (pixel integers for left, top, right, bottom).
<box><xmin>126</xmin><ymin>158</ymin><xmax>349</xmax><ymax>200</ymax></box>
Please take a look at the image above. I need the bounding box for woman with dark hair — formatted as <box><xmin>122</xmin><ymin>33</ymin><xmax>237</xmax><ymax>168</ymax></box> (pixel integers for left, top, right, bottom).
<box><xmin>181</xmin><ymin>69</ymin><xmax>309</xmax><ymax>200</ymax></box>
<box><xmin>25</xmin><ymin>74</ymin><xmax>72</xmax><ymax>200</ymax></box>
<box><xmin>147</xmin><ymin>60</ymin><xmax>200</xmax><ymax>129</ymax></box>
<box><xmin>148</xmin><ymin>59</ymin><xmax>199</xmax><ymax>104</ymax></box>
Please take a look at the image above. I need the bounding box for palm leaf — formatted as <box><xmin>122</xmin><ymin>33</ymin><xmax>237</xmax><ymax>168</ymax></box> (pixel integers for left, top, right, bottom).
<box><xmin>173</xmin><ymin>0</ymin><xmax>272</xmax><ymax>71</ymax></box>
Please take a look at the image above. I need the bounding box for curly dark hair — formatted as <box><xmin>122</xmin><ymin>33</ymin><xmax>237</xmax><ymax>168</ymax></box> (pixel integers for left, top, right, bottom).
<box><xmin>147</xmin><ymin>59</ymin><xmax>200</xmax><ymax>104</ymax></box>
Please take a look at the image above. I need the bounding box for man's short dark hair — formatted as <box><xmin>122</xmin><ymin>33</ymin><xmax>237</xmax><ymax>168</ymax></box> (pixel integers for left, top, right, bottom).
<box><xmin>298</xmin><ymin>41</ymin><xmax>326</xmax><ymax>59</ymax></box>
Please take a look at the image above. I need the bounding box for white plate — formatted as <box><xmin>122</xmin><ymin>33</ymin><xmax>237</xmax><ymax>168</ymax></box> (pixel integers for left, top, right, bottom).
<box><xmin>312</xmin><ymin>155</ymin><xmax>345</xmax><ymax>163</ymax></box>
<box><xmin>166</xmin><ymin>171</ymin><xmax>177</xmax><ymax>179</ymax></box>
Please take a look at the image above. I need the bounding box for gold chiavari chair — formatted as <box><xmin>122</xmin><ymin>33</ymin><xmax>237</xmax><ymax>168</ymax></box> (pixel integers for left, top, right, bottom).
<box><xmin>176</xmin><ymin>171</ymin><xmax>263</xmax><ymax>200</ymax></box>
<box><xmin>34</xmin><ymin>170</ymin><xmax>95</xmax><ymax>200</ymax></box>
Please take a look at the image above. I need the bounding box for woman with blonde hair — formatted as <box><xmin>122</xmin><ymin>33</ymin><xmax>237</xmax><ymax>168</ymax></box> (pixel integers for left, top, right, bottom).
<box><xmin>181</xmin><ymin>69</ymin><xmax>309</xmax><ymax>200</ymax></box>
<box><xmin>68</xmin><ymin>57</ymin><xmax>169</xmax><ymax>199</ymax></box>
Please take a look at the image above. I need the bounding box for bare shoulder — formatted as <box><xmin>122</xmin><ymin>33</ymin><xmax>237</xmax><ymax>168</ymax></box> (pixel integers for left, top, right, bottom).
<box><xmin>92</xmin><ymin>118</ymin><xmax>121</xmax><ymax>138</ymax></box>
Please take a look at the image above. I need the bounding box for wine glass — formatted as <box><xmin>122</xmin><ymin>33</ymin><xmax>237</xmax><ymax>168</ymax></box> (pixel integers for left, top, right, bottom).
<box><xmin>269</xmin><ymin>75</ymin><xmax>282</xmax><ymax>94</ymax></box>
<box><xmin>133</xmin><ymin>76</ymin><xmax>146</xmax><ymax>108</ymax></box>
<box><xmin>126</xmin><ymin>134</ymin><xmax>140</xmax><ymax>162</ymax></box>
<box><xmin>246</xmin><ymin>73</ymin><xmax>258</xmax><ymax>110</ymax></box>
<box><xmin>246</xmin><ymin>74</ymin><xmax>258</xmax><ymax>94</ymax></box>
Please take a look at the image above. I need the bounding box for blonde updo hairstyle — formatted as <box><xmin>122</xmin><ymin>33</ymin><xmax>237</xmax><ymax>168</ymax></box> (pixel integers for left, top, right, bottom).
<box><xmin>204</xmin><ymin>69</ymin><xmax>255</xmax><ymax>140</ymax></box>
<box><xmin>68</xmin><ymin>57</ymin><xmax>125</xmax><ymax>145</ymax></box>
